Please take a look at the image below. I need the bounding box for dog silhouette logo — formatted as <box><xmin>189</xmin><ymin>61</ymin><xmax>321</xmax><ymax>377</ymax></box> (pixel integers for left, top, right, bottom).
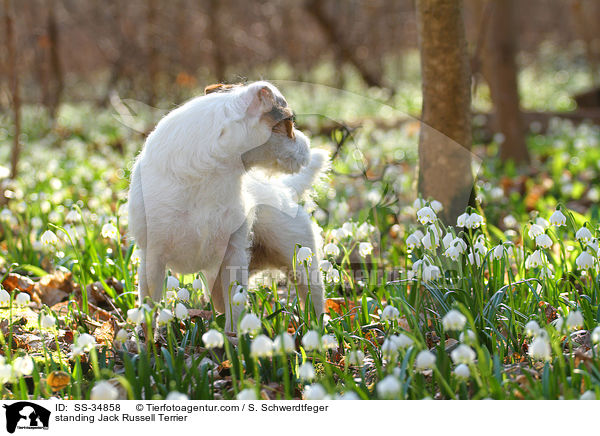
<box><xmin>3</xmin><ymin>402</ymin><xmax>50</xmax><ymax>433</ymax></box>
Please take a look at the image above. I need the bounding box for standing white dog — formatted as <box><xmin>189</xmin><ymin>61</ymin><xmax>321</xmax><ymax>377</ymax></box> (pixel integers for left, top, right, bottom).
<box><xmin>128</xmin><ymin>81</ymin><xmax>327</xmax><ymax>331</ymax></box>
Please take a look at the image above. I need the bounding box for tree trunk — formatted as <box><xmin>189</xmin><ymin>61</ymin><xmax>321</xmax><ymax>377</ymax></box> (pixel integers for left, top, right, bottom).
<box><xmin>46</xmin><ymin>0</ymin><xmax>63</xmax><ymax>120</ymax></box>
<box><xmin>416</xmin><ymin>0</ymin><xmax>474</xmax><ymax>224</ymax></box>
<box><xmin>481</xmin><ymin>0</ymin><xmax>530</xmax><ymax>164</ymax></box>
<box><xmin>207</xmin><ymin>0</ymin><xmax>226</xmax><ymax>82</ymax></box>
<box><xmin>145</xmin><ymin>0</ymin><xmax>159</xmax><ymax>105</ymax></box>
<box><xmin>4</xmin><ymin>0</ymin><xmax>21</xmax><ymax>180</ymax></box>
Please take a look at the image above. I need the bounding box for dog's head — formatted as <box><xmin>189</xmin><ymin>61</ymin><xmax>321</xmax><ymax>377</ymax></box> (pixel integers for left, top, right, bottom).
<box><xmin>205</xmin><ymin>82</ymin><xmax>310</xmax><ymax>174</ymax></box>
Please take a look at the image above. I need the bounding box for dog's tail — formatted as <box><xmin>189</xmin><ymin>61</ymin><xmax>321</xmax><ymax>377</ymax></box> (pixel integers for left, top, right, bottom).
<box><xmin>281</xmin><ymin>148</ymin><xmax>330</xmax><ymax>197</ymax></box>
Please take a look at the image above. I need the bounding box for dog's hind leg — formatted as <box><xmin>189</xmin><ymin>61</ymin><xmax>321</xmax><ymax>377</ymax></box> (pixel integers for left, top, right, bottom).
<box><xmin>138</xmin><ymin>248</ymin><xmax>166</xmax><ymax>303</ymax></box>
<box><xmin>252</xmin><ymin>206</ymin><xmax>324</xmax><ymax>320</ymax></box>
<box><xmin>219</xmin><ymin>225</ymin><xmax>251</xmax><ymax>333</ymax></box>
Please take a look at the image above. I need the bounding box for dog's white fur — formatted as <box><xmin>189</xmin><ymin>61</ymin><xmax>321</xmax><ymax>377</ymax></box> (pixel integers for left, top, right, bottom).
<box><xmin>128</xmin><ymin>81</ymin><xmax>327</xmax><ymax>331</ymax></box>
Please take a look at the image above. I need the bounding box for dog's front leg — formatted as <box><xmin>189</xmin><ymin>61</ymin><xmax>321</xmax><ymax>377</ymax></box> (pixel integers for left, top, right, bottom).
<box><xmin>219</xmin><ymin>225</ymin><xmax>250</xmax><ymax>333</ymax></box>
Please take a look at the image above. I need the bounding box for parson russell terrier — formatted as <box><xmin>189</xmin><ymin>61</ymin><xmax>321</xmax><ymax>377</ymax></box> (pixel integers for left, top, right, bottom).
<box><xmin>128</xmin><ymin>81</ymin><xmax>328</xmax><ymax>331</ymax></box>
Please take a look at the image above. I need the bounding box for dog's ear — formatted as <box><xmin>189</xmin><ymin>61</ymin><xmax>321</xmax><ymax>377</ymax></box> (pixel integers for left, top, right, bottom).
<box><xmin>245</xmin><ymin>84</ymin><xmax>277</xmax><ymax>117</ymax></box>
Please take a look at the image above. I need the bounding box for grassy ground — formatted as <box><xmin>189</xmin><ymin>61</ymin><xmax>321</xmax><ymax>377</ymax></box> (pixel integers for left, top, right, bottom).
<box><xmin>0</xmin><ymin>52</ymin><xmax>600</xmax><ymax>400</ymax></box>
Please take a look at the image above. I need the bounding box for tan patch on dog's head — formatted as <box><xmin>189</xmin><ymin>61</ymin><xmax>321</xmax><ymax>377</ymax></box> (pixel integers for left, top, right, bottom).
<box><xmin>272</xmin><ymin>118</ymin><xmax>295</xmax><ymax>139</ymax></box>
<box><xmin>204</xmin><ymin>83</ymin><xmax>242</xmax><ymax>94</ymax></box>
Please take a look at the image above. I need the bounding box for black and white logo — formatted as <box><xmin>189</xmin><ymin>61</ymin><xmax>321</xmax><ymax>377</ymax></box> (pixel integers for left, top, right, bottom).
<box><xmin>3</xmin><ymin>402</ymin><xmax>50</xmax><ymax>433</ymax></box>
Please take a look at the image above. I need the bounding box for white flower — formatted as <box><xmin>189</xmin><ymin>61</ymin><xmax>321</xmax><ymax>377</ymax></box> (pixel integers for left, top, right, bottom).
<box><xmin>192</xmin><ymin>277</ymin><xmax>204</xmax><ymax>292</ymax></box>
<box><xmin>525</xmin><ymin>250</ymin><xmax>544</xmax><ymax>269</ymax></box>
<box><xmin>174</xmin><ymin>303</ymin><xmax>189</xmax><ymax>320</ymax></box>
<box><xmin>239</xmin><ymin>313</ymin><xmax>261</xmax><ymax>335</ymax></box>
<box><xmin>302</xmin><ymin>330</ymin><xmax>321</xmax><ymax>351</ymax></box>
<box><xmin>202</xmin><ymin>329</ymin><xmax>224</xmax><ymax>349</ymax></box>
<box><xmin>453</xmin><ymin>364</ymin><xmax>470</xmax><ymax>380</ymax></box>
<box><xmin>72</xmin><ymin>333</ymin><xmax>97</xmax><ymax>356</ymax></box>
<box><xmin>467</xmin><ymin>250</ymin><xmax>482</xmax><ymax>267</ymax></box>
<box><xmin>40</xmin><ymin>314</ymin><xmax>56</xmax><ymax>329</ymax></box>
<box><xmin>358</xmin><ymin>242</ymin><xmax>373</xmax><ymax>257</ymax></box>
<box><xmin>12</xmin><ymin>356</ymin><xmax>34</xmax><ymax>376</ymax></box>
<box><xmin>237</xmin><ymin>389</ymin><xmax>257</xmax><ymax>400</ymax></box>
<box><xmin>357</xmin><ymin>222</ymin><xmax>374</xmax><ymax>239</ymax></box>
<box><xmin>576</xmin><ymin>226</ymin><xmax>593</xmax><ymax>243</ymax></box>
<box><xmin>337</xmin><ymin>391</ymin><xmax>360</xmax><ymax>400</ymax></box>
<box><xmin>90</xmin><ymin>381</ymin><xmax>118</xmax><ymax>400</ymax></box>
<box><xmin>101</xmin><ymin>222</ymin><xmax>119</xmax><ymax>239</ymax></box>
<box><xmin>576</xmin><ymin>251</ymin><xmax>595</xmax><ymax>270</ymax></box>
<box><xmin>166</xmin><ymin>391</ymin><xmax>188</xmax><ymax>400</ymax></box>
<box><xmin>539</xmin><ymin>266</ymin><xmax>554</xmax><ymax>279</ymax></box>
<box><xmin>391</xmin><ymin>334</ymin><xmax>414</xmax><ymax>349</ymax></box>
<box><xmin>413</xmin><ymin>198</ymin><xmax>426</xmax><ymax>209</ymax></box>
<box><xmin>421</xmin><ymin>231</ymin><xmax>439</xmax><ymax>250</ymax></box>
<box><xmin>177</xmin><ymin>288</ymin><xmax>190</xmax><ymax>302</ymax></box>
<box><xmin>457</xmin><ymin>212</ymin><xmax>469</xmax><ymax>227</ymax></box>
<box><xmin>323</xmin><ymin>243</ymin><xmax>340</xmax><ymax>257</ymax></box>
<box><xmin>415</xmin><ymin>350</ymin><xmax>436</xmax><ymax>371</ymax></box>
<box><xmin>127</xmin><ymin>307</ymin><xmax>144</xmax><ymax>324</ymax></box>
<box><xmin>417</xmin><ymin>206</ymin><xmax>436</xmax><ymax>225</ymax></box>
<box><xmin>431</xmin><ymin>200</ymin><xmax>443</xmax><ymax>213</ymax></box>
<box><xmin>0</xmin><ymin>363</ymin><xmax>13</xmax><ymax>383</ymax></box>
<box><xmin>459</xmin><ymin>330</ymin><xmax>476</xmax><ymax>344</ymax></box>
<box><xmin>528</xmin><ymin>224</ymin><xmax>544</xmax><ymax>239</ymax></box>
<box><xmin>342</xmin><ymin>222</ymin><xmax>355</xmax><ymax>236</ymax></box>
<box><xmin>466</xmin><ymin>213</ymin><xmax>484</xmax><ymax>229</ymax></box>
<box><xmin>296</xmin><ymin>246</ymin><xmax>313</xmax><ymax>265</ymax></box>
<box><xmin>525</xmin><ymin>320</ymin><xmax>540</xmax><ymax>337</ymax></box>
<box><xmin>376</xmin><ymin>375</ymin><xmax>401</xmax><ymax>399</ymax></box>
<box><xmin>566</xmin><ymin>311</ymin><xmax>584</xmax><ymax>330</ymax></box>
<box><xmin>115</xmin><ymin>329</ymin><xmax>129</xmax><ymax>343</ymax></box>
<box><xmin>422</xmin><ymin>265</ymin><xmax>440</xmax><ymax>283</ymax></box>
<box><xmin>166</xmin><ymin>276</ymin><xmax>180</xmax><ymax>290</ymax></box>
<box><xmin>298</xmin><ymin>362</ymin><xmax>315</xmax><ymax>381</ymax></box>
<box><xmin>535</xmin><ymin>234</ymin><xmax>553</xmax><ymax>249</ymax></box>
<box><xmin>450</xmin><ymin>344</ymin><xmax>476</xmax><ymax>364</ymax></box>
<box><xmin>0</xmin><ymin>287</ymin><xmax>10</xmax><ymax>305</ymax></box>
<box><xmin>529</xmin><ymin>336</ymin><xmax>551</xmax><ymax>360</ymax></box>
<box><xmin>592</xmin><ymin>326</ymin><xmax>600</xmax><ymax>344</ymax></box>
<box><xmin>381</xmin><ymin>305</ymin><xmax>400</xmax><ymax>322</ymax></box>
<box><xmin>444</xmin><ymin>245</ymin><xmax>461</xmax><ymax>261</ymax></box>
<box><xmin>330</xmin><ymin>228</ymin><xmax>348</xmax><ymax>241</ymax></box>
<box><xmin>347</xmin><ymin>350</ymin><xmax>365</xmax><ymax>366</ymax></box>
<box><xmin>580</xmin><ymin>390</ymin><xmax>597</xmax><ymax>400</ymax></box>
<box><xmin>326</xmin><ymin>268</ymin><xmax>340</xmax><ymax>283</ymax></box>
<box><xmin>15</xmin><ymin>293</ymin><xmax>30</xmax><ymax>306</ymax></box>
<box><xmin>273</xmin><ymin>333</ymin><xmax>295</xmax><ymax>354</ymax></box>
<box><xmin>453</xmin><ymin>238</ymin><xmax>468</xmax><ymax>253</ymax></box>
<box><xmin>130</xmin><ymin>249</ymin><xmax>141</xmax><ymax>265</ymax></box>
<box><xmin>65</xmin><ymin>210</ymin><xmax>81</xmax><ymax>223</ymax></box>
<box><xmin>40</xmin><ymin>230</ymin><xmax>58</xmax><ymax>246</ymax></box>
<box><xmin>320</xmin><ymin>260</ymin><xmax>333</xmax><ymax>272</ymax></box>
<box><xmin>406</xmin><ymin>232</ymin><xmax>422</xmax><ymax>249</ymax></box>
<box><xmin>536</xmin><ymin>217</ymin><xmax>549</xmax><ymax>229</ymax></box>
<box><xmin>442</xmin><ymin>233</ymin><xmax>454</xmax><ymax>250</ymax></box>
<box><xmin>304</xmin><ymin>383</ymin><xmax>327</xmax><ymax>400</ymax></box>
<box><xmin>232</xmin><ymin>291</ymin><xmax>247</xmax><ymax>308</ymax></box>
<box><xmin>442</xmin><ymin>310</ymin><xmax>467</xmax><ymax>331</ymax></box>
<box><xmin>492</xmin><ymin>245</ymin><xmax>505</xmax><ymax>260</ymax></box>
<box><xmin>382</xmin><ymin>339</ymin><xmax>399</xmax><ymax>359</ymax></box>
<box><xmin>157</xmin><ymin>309</ymin><xmax>173</xmax><ymax>325</ymax></box>
<box><xmin>250</xmin><ymin>335</ymin><xmax>273</xmax><ymax>358</ymax></box>
<box><xmin>549</xmin><ymin>210</ymin><xmax>566</xmax><ymax>227</ymax></box>
<box><xmin>321</xmin><ymin>334</ymin><xmax>337</xmax><ymax>350</ymax></box>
